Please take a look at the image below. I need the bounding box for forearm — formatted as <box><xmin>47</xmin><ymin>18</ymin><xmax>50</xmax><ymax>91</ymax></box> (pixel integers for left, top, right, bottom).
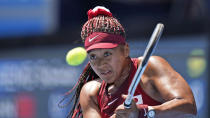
<box><xmin>151</xmin><ymin>98</ymin><xmax>197</xmax><ymax>118</ymax></box>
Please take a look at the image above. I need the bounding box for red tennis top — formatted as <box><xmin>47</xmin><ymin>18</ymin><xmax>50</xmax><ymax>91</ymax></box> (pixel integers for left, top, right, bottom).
<box><xmin>97</xmin><ymin>58</ymin><xmax>162</xmax><ymax>118</ymax></box>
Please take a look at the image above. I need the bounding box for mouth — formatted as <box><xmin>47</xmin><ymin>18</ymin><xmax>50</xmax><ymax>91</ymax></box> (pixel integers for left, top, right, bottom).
<box><xmin>101</xmin><ymin>70</ymin><xmax>111</xmax><ymax>75</ymax></box>
<box><xmin>99</xmin><ymin>70</ymin><xmax>114</xmax><ymax>83</ymax></box>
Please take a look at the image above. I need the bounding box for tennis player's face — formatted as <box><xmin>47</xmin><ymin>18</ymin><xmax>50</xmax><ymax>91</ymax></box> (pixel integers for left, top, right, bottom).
<box><xmin>88</xmin><ymin>45</ymin><xmax>129</xmax><ymax>84</ymax></box>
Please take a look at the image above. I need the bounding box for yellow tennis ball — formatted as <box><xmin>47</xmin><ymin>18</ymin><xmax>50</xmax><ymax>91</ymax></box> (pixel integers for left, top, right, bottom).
<box><xmin>66</xmin><ymin>47</ymin><xmax>87</xmax><ymax>66</ymax></box>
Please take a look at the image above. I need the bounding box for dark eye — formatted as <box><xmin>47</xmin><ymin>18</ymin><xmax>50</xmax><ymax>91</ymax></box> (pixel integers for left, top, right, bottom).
<box><xmin>89</xmin><ymin>54</ymin><xmax>96</xmax><ymax>60</ymax></box>
<box><xmin>104</xmin><ymin>52</ymin><xmax>111</xmax><ymax>57</ymax></box>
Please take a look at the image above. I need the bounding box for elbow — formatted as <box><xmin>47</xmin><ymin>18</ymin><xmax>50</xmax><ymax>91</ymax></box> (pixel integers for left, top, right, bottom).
<box><xmin>192</xmin><ymin>102</ymin><xmax>197</xmax><ymax>115</ymax></box>
<box><xmin>191</xmin><ymin>99</ymin><xmax>197</xmax><ymax>115</ymax></box>
<box><xmin>185</xmin><ymin>100</ymin><xmax>197</xmax><ymax>116</ymax></box>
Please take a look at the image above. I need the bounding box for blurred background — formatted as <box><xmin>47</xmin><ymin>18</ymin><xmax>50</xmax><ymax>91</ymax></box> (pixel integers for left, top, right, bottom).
<box><xmin>0</xmin><ymin>0</ymin><xmax>209</xmax><ymax>118</ymax></box>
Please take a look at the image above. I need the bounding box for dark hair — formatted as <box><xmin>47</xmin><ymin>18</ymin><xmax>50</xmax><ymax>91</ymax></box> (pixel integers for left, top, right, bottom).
<box><xmin>59</xmin><ymin>63</ymin><xmax>99</xmax><ymax>118</ymax></box>
<box><xmin>60</xmin><ymin>6</ymin><xmax>126</xmax><ymax>118</ymax></box>
<box><xmin>81</xmin><ymin>15</ymin><xmax>126</xmax><ymax>41</ymax></box>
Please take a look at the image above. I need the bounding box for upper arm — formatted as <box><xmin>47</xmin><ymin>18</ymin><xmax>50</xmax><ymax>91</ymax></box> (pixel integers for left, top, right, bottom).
<box><xmin>80</xmin><ymin>80</ymin><xmax>102</xmax><ymax>118</ymax></box>
<box><xmin>140</xmin><ymin>56</ymin><xmax>196</xmax><ymax>105</ymax></box>
<box><xmin>149</xmin><ymin>56</ymin><xmax>194</xmax><ymax>101</ymax></box>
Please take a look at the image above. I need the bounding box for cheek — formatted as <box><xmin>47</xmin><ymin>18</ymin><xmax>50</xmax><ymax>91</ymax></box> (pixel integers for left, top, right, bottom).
<box><xmin>90</xmin><ymin>63</ymin><xmax>98</xmax><ymax>73</ymax></box>
<box><xmin>110</xmin><ymin>57</ymin><xmax>124</xmax><ymax>73</ymax></box>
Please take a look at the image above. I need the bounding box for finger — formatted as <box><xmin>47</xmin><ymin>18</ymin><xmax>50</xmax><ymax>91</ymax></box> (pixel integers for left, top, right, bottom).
<box><xmin>122</xmin><ymin>94</ymin><xmax>137</xmax><ymax>104</ymax></box>
<box><xmin>122</xmin><ymin>94</ymin><xmax>137</xmax><ymax>109</ymax></box>
<box><xmin>121</xmin><ymin>94</ymin><xmax>127</xmax><ymax>99</ymax></box>
<box><xmin>111</xmin><ymin>113</ymin><xmax>126</xmax><ymax>118</ymax></box>
<box><xmin>110</xmin><ymin>114</ymin><xmax>116</xmax><ymax>118</ymax></box>
<box><xmin>116</xmin><ymin>112</ymin><xmax>127</xmax><ymax>118</ymax></box>
<box><xmin>115</xmin><ymin>104</ymin><xmax>127</xmax><ymax>112</ymax></box>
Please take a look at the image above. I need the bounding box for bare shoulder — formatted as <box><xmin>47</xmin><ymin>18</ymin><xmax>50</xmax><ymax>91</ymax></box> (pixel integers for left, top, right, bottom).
<box><xmin>80</xmin><ymin>79</ymin><xmax>102</xmax><ymax>105</ymax></box>
<box><xmin>79</xmin><ymin>79</ymin><xmax>102</xmax><ymax>117</ymax></box>
<box><xmin>138</xmin><ymin>55</ymin><xmax>182</xmax><ymax>82</ymax></box>
<box><xmin>137</xmin><ymin>55</ymin><xmax>168</xmax><ymax>64</ymax></box>
<box><xmin>149</xmin><ymin>56</ymin><xmax>171</xmax><ymax>66</ymax></box>
<box><xmin>137</xmin><ymin>56</ymin><xmax>181</xmax><ymax>102</ymax></box>
<box><xmin>137</xmin><ymin>56</ymin><xmax>172</xmax><ymax>73</ymax></box>
<box><xmin>80</xmin><ymin>79</ymin><xmax>102</xmax><ymax>98</ymax></box>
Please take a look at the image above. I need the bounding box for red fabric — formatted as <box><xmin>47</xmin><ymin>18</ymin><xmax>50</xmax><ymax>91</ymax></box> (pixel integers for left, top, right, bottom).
<box><xmin>84</xmin><ymin>32</ymin><xmax>125</xmax><ymax>51</ymax></box>
<box><xmin>88</xmin><ymin>8</ymin><xmax>112</xmax><ymax>20</ymax></box>
<box><xmin>97</xmin><ymin>58</ymin><xmax>162</xmax><ymax>118</ymax></box>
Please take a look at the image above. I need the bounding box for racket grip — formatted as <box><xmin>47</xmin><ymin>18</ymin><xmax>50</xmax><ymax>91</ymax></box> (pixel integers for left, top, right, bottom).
<box><xmin>124</xmin><ymin>94</ymin><xmax>133</xmax><ymax>108</ymax></box>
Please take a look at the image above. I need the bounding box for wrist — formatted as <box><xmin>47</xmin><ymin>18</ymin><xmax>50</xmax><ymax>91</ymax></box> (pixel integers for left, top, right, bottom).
<box><xmin>148</xmin><ymin>106</ymin><xmax>154</xmax><ymax>111</ymax></box>
<box><xmin>147</xmin><ymin>106</ymin><xmax>156</xmax><ymax>118</ymax></box>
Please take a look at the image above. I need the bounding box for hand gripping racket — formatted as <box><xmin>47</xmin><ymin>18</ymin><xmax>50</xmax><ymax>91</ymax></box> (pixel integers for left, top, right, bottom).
<box><xmin>124</xmin><ymin>23</ymin><xmax>164</xmax><ymax>108</ymax></box>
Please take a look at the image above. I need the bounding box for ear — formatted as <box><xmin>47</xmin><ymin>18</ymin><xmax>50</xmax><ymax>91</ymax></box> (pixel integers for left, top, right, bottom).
<box><xmin>124</xmin><ymin>43</ymin><xmax>130</xmax><ymax>57</ymax></box>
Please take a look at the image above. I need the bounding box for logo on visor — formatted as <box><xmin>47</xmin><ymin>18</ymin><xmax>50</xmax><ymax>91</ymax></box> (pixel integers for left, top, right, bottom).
<box><xmin>89</xmin><ymin>35</ymin><xmax>100</xmax><ymax>42</ymax></box>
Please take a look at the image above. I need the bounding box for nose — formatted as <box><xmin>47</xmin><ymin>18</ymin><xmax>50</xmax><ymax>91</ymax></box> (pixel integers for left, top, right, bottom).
<box><xmin>95</xmin><ymin>57</ymin><xmax>107</xmax><ymax>68</ymax></box>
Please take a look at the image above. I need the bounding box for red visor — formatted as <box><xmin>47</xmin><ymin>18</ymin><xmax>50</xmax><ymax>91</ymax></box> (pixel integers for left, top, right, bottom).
<box><xmin>84</xmin><ymin>32</ymin><xmax>125</xmax><ymax>51</ymax></box>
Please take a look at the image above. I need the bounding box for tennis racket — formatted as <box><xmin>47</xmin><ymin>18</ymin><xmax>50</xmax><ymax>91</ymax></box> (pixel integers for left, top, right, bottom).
<box><xmin>124</xmin><ymin>23</ymin><xmax>164</xmax><ymax>108</ymax></box>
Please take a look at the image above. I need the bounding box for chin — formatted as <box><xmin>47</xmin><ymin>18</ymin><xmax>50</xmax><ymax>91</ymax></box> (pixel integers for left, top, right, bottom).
<box><xmin>106</xmin><ymin>81</ymin><xmax>114</xmax><ymax>84</ymax></box>
<box><xmin>102</xmin><ymin>77</ymin><xmax>115</xmax><ymax>84</ymax></box>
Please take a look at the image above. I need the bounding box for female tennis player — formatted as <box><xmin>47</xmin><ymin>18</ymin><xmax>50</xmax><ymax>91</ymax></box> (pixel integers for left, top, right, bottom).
<box><xmin>65</xmin><ymin>6</ymin><xmax>197</xmax><ymax>118</ymax></box>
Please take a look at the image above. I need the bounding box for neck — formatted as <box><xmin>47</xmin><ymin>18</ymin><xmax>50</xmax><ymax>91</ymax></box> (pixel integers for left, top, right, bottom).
<box><xmin>107</xmin><ymin>57</ymin><xmax>131</xmax><ymax>94</ymax></box>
